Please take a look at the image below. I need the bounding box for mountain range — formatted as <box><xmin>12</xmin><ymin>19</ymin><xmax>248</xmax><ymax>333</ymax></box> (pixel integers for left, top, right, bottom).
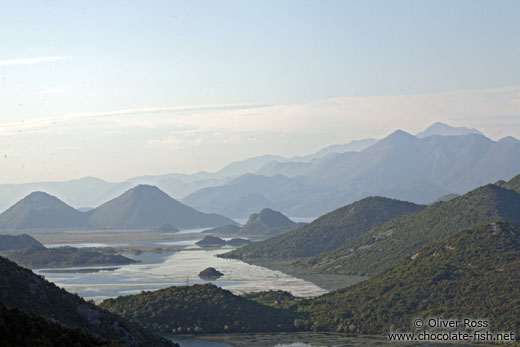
<box><xmin>222</xmin><ymin>173</ymin><xmax>520</xmax><ymax>278</ymax></box>
<box><xmin>0</xmin><ymin>135</ymin><xmax>378</xmax><ymax>213</ymax></box>
<box><xmin>1</xmin><ymin>122</ymin><xmax>519</xmax><ymax>218</ymax></box>
<box><xmin>0</xmin><ymin>185</ymin><xmax>235</xmax><ymax>230</ymax></box>
<box><xmin>294</xmin><ymin>220</ymin><xmax>520</xmax><ymax>334</ymax></box>
<box><xmin>305</xmin><ymin>179</ymin><xmax>520</xmax><ymax>276</ymax></box>
<box><xmin>183</xmin><ymin>127</ymin><xmax>520</xmax><ymax>217</ymax></box>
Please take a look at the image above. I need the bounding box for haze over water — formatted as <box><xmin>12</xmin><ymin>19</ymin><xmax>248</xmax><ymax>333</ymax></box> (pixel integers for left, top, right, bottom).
<box><xmin>38</xmin><ymin>246</ymin><xmax>327</xmax><ymax>303</ymax></box>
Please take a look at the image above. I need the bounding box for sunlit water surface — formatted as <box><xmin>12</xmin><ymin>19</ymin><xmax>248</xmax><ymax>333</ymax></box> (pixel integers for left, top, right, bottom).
<box><xmin>36</xmin><ymin>230</ymin><xmax>465</xmax><ymax>347</ymax></box>
<box><xmin>37</xmin><ymin>247</ymin><xmax>327</xmax><ymax>303</ymax></box>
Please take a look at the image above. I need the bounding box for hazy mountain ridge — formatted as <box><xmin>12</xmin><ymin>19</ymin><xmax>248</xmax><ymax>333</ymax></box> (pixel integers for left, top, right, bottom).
<box><xmin>0</xmin><ymin>191</ymin><xmax>89</xmax><ymax>230</ymax></box>
<box><xmin>180</xmin><ymin>174</ymin><xmax>321</xmax><ymax>218</ymax></box>
<box><xmin>185</xmin><ymin>128</ymin><xmax>520</xmax><ymax>217</ymax></box>
<box><xmin>88</xmin><ymin>184</ymin><xmax>235</xmax><ymax>229</ymax></box>
<box><xmin>0</xmin><ymin>138</ymin><xmax>375</xmax><ymax>213</ymax></box>
<box><xmin>415</xmin><ymin>121</ymin><xmax>484</xmax><ymax>138</ymax></box>
<box><xmin>2</xmin><ymin>123</ymin><xmax>519</xmax><ymax>218</ymax></box>
<box><xmin>0</xmin><ymin>185</ymin><xmax>235</xmax><ymax>230</ymax></box>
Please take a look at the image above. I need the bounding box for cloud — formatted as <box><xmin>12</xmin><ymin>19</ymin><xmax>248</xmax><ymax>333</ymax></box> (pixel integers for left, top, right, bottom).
<box><xmin>148</xmin><ymin>135</ymin><xmax>203</xmax><ymax>149</ymax></box>
<box><xmin>39</xmin><ymin>89</ymin><xmax>66</xmax><ymax>95</ymax></box>
<box><xmin>0</xmin><ymin>56</ymin><xmax>69</xmax><ymax>66</ymax></box>
<box><xmin>2</xmin><ymin>85</ymin><xmax>519</xmax><ymax>183</ymax></box>
<box><xmin>64</xmin><ymin>103</ymin><xmax>266</xmax><ymax>120</ymax></box>
<box><xmin>1</xmin><ymin>86</ymin><xmax>519</xmax><ymax>142</ymax></box>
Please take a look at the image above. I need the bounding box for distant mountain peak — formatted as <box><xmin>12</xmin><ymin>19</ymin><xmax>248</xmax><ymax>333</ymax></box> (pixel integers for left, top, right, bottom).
<box><xmin>0</xmin><ymin>191</ymin><xmax>87</xmax><ymax>230</ymax></box>
<box><xmin>130</xmin><ymin>184</ymin><xmax>161</xmax><ymax>192</ymax></box>
<box><xmin>132</xmin><ymin>184</ymin><xmax>158</xmax><ymax>190</ymax></box>
<box><xmin>498</xmin><ymin>136</ymin><xmax>520</xmax><ymax>144</ymax></box>
<box><xmin>24</xmin><ymin>191</ymin><xmax>56</xmax><ymax>202</ymax></box>
<box><xmin>123</xmin><ymin>184</ymin><xmax>171</xmax><ymax>199</ymax></box>
<box><xmin>378</xmin><ymin>129</ymin><xmax>418</xmax><ymax>145</ymax></box>
<box><xmin>247</xmin><ymin>208</ymin><xmax>294</xmax><ymax>227</ymax></box>
<box><xmin>88</xmin><ymin>184</ymin><xmax>236</xmax><ymax>229</ymax></box>
<box><xmin>416</xmin><ymin>122</ymin><xmax>484</xmax><ymax>138</ymax></box>
<box><xmin>389</xmin><ymin>129</ymin><xmax>414</xmax><ymax>137</ymax></box>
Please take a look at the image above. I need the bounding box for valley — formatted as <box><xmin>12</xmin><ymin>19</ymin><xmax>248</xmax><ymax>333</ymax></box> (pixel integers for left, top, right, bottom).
<box><xmin>3</xmin><ymin>2</ymin><xmax>520</xmax><ymax>345</ymax></box>
<box><xmin>1</xmin><ymin>125</ymin><xmax>519</xmax><ymax>346</ymax></box>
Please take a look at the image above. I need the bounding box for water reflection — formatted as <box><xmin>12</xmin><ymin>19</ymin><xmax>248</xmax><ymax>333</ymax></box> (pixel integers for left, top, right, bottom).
<box><xmin>38</xmin><ymin>248</ymin><xmax>327</xmax><ymax>302</ymax></box>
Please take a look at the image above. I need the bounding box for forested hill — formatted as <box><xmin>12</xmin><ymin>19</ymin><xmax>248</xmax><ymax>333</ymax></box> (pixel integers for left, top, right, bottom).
<box><xmin>497</xmin><ymin>173</ymin><xmax>520</xmax><ymax>193</ymax></box>
<box><xmin>292</xmin><ymin>221</ymin><xmax>520</xmax><ymax>336</ymax></box>
<box><xmin>221</xmin><ymin>196</ymin><xmax>424</xmax><ymax>260</ymax></box>
<box><xmin>99</xmin><ymin>222</ymin><xmax>520</xmax><ymax>339</ymax></box>
<box><xmin>301</xmin><ymin>182</ymin><xmax>520</xmax><ymax>276</ymax></box>
<box><xmin>99</xmin><ymin>283</ymin><xmax>301</xmax><ymax>335</ymax></box>
<box><xmin>0</xmin><ymin>256</ymin><xmax>176</xmax><ymax>347</ymax></box>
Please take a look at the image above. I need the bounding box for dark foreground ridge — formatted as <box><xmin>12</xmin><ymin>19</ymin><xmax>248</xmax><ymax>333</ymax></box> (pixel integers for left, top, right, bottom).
<box><xmin>0</xmin><ymin>256</ymin><xmax>176</xmax><ymax>347</ymax></box>
<box><xmin>0</xmin><ymin>303</ymin><xmax>121</xmax><ymax>347</ymax></box>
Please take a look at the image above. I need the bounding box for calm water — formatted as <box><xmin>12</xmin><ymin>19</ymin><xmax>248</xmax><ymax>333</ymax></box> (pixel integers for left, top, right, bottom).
<box><xmin>37</xmin><ymin>247</ymin><xmax>327</xmax><ymax>302</ymax></box>
<box><xmin>37</xmin><ymin>232</ymin><xmax>466</xmax><ymax>347</ymax></box>
<box><xmin>169</xmin><ymin>332</ymin><xmax>464</xmax><ymax>346</ymax></box>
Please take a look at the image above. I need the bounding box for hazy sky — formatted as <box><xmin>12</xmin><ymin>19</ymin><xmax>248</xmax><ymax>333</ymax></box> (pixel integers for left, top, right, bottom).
<box><xmin>1</xmin><ymin>0</ymin><xmax>519</xmax><ymax>183</ymax></box>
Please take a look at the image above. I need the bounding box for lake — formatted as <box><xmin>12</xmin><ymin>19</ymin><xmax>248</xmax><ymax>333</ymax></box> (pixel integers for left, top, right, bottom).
<box><xmin>35</xmin><ymin>229</ymin><xmax>471</xmax><ymax>347</ymax></box>
<box><xmin>37</xmin><ymin>245</ymin><xmax>327</xmax><ymax>303</ymax></box>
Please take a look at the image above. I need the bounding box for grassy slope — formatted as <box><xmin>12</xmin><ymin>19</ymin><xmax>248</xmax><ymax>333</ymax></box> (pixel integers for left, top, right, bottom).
<box><xmin>221</xmin><ymin>197</ymin><xmax>424</xmax><ymax>260</ymax></box>
<box><xmin>302</xmin><ymin>183</ymin><xmax>520</xmax><ymax>275</ymax></box>
<box><xmin>291</xmin><ymin>221</ymin><xmax>520</xmax><ymax>335</ymax></box>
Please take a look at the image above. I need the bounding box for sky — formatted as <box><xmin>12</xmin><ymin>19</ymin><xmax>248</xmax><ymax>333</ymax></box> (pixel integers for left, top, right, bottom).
<box><xmin>1</xmin><ymin>0</ymin><xmax>519</xmax><ymax>183</ymax></box>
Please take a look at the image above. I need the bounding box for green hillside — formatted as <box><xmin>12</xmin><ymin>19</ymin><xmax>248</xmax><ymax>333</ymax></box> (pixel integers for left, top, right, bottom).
<box><xmin>100</xmin><ymin>283</ymin><xmax>301</xmax><ymax>334</ymax></box>
<box><xmin>291</xmin><ymin>221</ymin><xmax>520</xmax><ymax>336</ymax></box>
<box><xmin>98</xmin><ymin>221</ymin><xmax>520</xmax><ymax>339</ymax></box>
<box><xmin>221</xmin><ymin>197</ymin><xmax>424</xmax><ymax>260</ymax></box>
<box><xmin>302</xmin><ymin>183</ymin><xmax>520</xmax><ymax>275</ymax></box>
<box><xmin>497</xmin><ymin>173</ymin><xmax>520</xmax><ymax>193</ymax></box>
<box><xmin>0</xmin><ymin>256</ymin><xmax>175</xmax><ymax>347</ymax></box>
